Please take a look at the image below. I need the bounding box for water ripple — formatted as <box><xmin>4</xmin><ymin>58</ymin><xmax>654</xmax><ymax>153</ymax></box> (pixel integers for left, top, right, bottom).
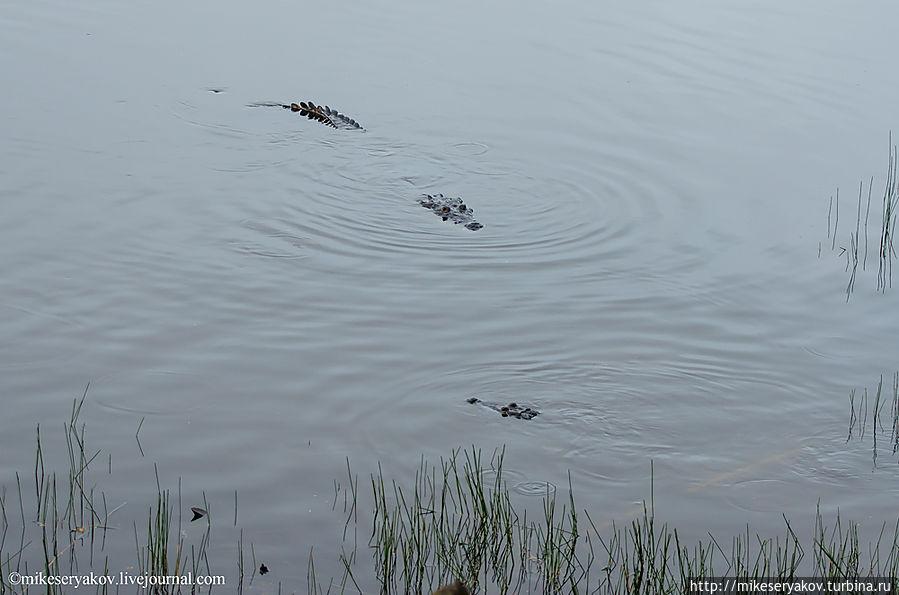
<box><xmin>0</xmin><ymin>303</ymin><xmax>81</xmax><ymax>369</ymax></box>
<box><xmin>92</xmin><ymin>369</ymin><xmax>204</xmax><ymax>415</ymax></box>
<box><xmin>224</xmin><ymin>129</ymin><xmax>676</xmax><ymax>280</ymax></box>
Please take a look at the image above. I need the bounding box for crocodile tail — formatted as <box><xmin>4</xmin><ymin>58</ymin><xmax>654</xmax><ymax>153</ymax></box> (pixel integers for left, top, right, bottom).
<box><xmin>248</xmin><ymin>100</ymin><xmax>363</xmax><ymax>130</ymax></box>
<box><xmin>321</xmin><ymin>105</ymin><xmax>364</xmax><ymax>131</ymax></box>
<box><xmin>288</xmin><ymin>101</ymin><xmax>337</xmax><ymax>128</ymax></box>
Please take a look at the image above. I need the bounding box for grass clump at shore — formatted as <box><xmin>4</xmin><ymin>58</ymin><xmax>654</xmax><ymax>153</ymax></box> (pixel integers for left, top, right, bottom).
<box><xmin>311</xmin><ymin>449</ymin><xmax>899</xmax><ymax>594</ymax></box>
<box><xmin>0</xmin><ymin>391</ymin><xmax>216</xmax><ymax>595</ymax></box>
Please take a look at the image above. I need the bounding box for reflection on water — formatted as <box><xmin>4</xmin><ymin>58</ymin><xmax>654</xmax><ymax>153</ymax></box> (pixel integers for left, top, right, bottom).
<box><xmin>2</xmin><ymin>0</ymin><xmax>899</xmax><ymax>586</ymax></box>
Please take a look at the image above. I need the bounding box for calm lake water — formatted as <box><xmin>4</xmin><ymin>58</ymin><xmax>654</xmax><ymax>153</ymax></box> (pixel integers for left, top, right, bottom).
<box><xmin>2</xmin><ymin>0</ymin><xmax>899</xmax><ymax>589</ymax></box>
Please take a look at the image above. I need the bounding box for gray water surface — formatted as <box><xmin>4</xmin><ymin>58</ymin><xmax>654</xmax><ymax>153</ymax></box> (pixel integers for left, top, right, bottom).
<box><xmin>3</xmin><ymin>0</ymin><xmax>899</xmax><ymax>587</ymax></box>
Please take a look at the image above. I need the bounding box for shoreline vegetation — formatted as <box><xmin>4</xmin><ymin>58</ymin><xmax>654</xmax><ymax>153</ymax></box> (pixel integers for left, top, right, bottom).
<box><xmin>1</xmin><ymin>393</ymin><xmax>898</xmax><ymax>594</ymax></box>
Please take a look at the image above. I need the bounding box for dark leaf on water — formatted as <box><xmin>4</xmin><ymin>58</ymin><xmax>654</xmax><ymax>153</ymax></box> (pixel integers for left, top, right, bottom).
<box><xmin>190</xmin><ymin>507</ymin><xmax>207</xmax><ymax>522</ymax></box>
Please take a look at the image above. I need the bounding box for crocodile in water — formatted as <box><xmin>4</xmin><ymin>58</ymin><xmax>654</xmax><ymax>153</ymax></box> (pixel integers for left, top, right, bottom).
<box><xmin>466</xmin><ymin>397</ymin><xmax>539</xmax><ymax>420</ymax></box>
<box><xmin>250</xmin><ymin>100</ymin><xmax>364</xmax><ymax>131</ymax></box>
<box><xmin>418</xmin><ymin>194</ymin><xmax>483</xmax><ymax>231</ymax></box>
<box><xmin>250</xmin><ymin>99</ymin><xmax>483</xmax><ymax>231</ymax></box>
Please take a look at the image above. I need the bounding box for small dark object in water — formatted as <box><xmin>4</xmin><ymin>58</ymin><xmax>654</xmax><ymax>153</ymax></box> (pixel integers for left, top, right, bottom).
<box><xmin>259</xmin><ymin>563</ymin><xmax>269</xmax><ymax>575</ymax></box>
<box><xmin>431</xmin><ymin>581</ymin><xmax>470</xmax><ymax>595</ymax></box>
<box><xmin>418</xmin><ymin>194</ymin><xmax>483</xmax><ymax>231</ymax></box>
<box><xmin>466</xmin><ymin>397</ymin><xmax>539</xmax><ymax>420</ymax></box>
<box><xmin>190</xmin><ymin>507</ymin><xmax>207</xmax><ymax>522</ymax></box>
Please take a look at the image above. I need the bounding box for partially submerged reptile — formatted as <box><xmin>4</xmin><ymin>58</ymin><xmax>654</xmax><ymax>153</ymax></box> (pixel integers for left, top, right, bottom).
<box><xmin>250</xmin><ymin>101</ymin><xmax>364</xmax><ymax>131</ymax></box>
<box><xmin>249</xmin><ymin>99</ymin><xmax>484</xmax><ymax>231</ymax></box>
<box><xmin>466</xmin><ymin>397</ymin><xmax>540</xmax><ymax>420</ymax></box>
<box><xmin>419</xmin><ymin>194</ymin><xmax>483</xmax><ymax>231</ymax></box>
